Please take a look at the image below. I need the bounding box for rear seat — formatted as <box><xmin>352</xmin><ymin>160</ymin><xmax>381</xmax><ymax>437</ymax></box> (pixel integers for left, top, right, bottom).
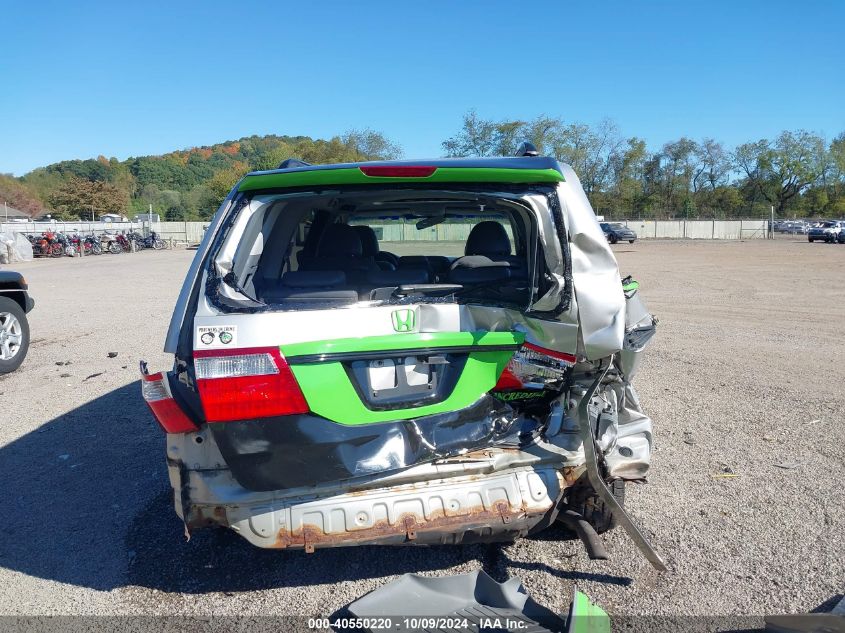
<box><xmin>262</xmin><ymin>271</ymin><xmax>358</xmax><ymax>304</ymax></box>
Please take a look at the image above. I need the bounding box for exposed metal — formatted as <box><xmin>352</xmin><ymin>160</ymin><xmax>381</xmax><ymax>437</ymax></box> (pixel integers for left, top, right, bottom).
<box><xmin>575</xmin><ymin>362</ymin><xmax>667</xmax><ymax>571</ymax></box>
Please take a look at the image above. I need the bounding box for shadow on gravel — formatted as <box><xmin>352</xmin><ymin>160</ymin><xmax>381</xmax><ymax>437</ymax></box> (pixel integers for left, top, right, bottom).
<box><xmin>0</xmin><ymin>382</ymin><xmax>631</xmax><ymax>594</ymax></box>
<box><xmin>0</xmin><ymin>382</ymin><xmax>163</xmax><ymax>591</ymax></box>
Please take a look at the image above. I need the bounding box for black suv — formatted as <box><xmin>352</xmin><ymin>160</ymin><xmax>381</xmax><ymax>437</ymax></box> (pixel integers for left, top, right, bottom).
<box><xmin>0</xmin><ymin>271</ymin><xmax>34</xmax><ymax>373</ymax></box>
<box><xmin>600</xmin><ymin>222</ymin><xmax>637</xmax><ymax>244</ymax></box>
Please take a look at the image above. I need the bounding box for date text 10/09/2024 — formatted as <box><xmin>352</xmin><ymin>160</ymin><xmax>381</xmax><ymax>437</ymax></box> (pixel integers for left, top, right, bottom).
<box><xmin>308</xmin><ymin>617</ymin><xmax>533</xmax><ymax>630</ymax></box>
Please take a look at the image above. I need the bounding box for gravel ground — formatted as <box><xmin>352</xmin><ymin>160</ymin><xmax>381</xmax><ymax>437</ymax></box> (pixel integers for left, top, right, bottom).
<box><xmin>0</xmin><ymin>239</ymin><xmax>842</xmax><ymax>623</ymax></box>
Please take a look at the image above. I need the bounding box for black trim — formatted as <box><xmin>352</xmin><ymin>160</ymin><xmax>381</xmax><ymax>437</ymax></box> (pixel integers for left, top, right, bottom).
<box><xmin>208</xmin><ymin>395</ymin><xmax>533</xmax><ymax>491</ymax></box>
<box><xmin>286</xmin><ymin>343</ymin><xmax>521</xmax><ymax>365</ymax></box>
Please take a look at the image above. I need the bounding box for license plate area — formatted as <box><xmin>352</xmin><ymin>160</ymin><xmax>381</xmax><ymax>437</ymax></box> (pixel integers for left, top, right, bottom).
<box><xmin>347</xmin><ymin>354</ymin><xmax>464</xmax><ymax>411</ymax></box>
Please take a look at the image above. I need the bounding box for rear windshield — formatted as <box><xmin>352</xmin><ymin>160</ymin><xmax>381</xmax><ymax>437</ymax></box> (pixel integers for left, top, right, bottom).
<box><xmin>210</xmin><ymin>187</ymin><xmax>550</xmax><ymax>311</ymax></box>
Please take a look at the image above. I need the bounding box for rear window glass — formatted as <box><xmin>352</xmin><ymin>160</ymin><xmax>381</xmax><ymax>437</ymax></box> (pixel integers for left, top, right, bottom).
<box><xmin>215</xmin><ymin>188</ymin><xmax>542</xmax><ymax>311</ymax></box>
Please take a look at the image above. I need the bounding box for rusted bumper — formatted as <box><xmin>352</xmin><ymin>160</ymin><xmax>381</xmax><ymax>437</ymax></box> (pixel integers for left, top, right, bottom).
<box><xmin>169</xmin><ymin>433</ymin><xmax>584</xmax><ymax>551</ymax></box>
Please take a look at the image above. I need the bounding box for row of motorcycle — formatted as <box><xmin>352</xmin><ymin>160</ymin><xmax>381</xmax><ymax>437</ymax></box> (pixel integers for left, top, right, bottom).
<box><xmin>28</xmin><ymin>231</ymin><xmax>168</xmax><ymax>257</ymax></box>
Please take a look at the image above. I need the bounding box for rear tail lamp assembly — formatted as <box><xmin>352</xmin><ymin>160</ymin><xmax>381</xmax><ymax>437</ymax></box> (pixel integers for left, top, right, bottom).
<box><xmin>495</xmin><ymin>342</ymin><xmax>577</xmax><ymax>391</ymax></box>
<box><xmin>193</xmin><ymin>347</ymin><xmax>309</xmax><ymax>422</ymax></box>
<box><xmin>140</xmin><ymin>362</ymin><xmax>199</xmax><ymax>434</ymax></box>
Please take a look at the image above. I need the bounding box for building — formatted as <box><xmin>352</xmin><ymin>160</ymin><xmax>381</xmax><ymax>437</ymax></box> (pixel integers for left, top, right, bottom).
<box><xmin>1</xmin><ymin>204</ymin><xmax>31</xmax><ymax>222</ymax></box>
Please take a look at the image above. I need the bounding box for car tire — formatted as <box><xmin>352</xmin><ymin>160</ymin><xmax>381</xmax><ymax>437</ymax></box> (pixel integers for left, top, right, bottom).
<box><xmin>560</xmin><ymin>478</ymin><xmax>625</xmax><ymax>534</ymax></box>
<box><xmin>0</xmin><ymin>296</ymin><xmax>30</xmax><ymax>374</ymax></box>
<box><xmin>629</xmin><ymin>240</ymin><xmax>635</xmax><ymax>244</ymax></box>
<box><xmin>808</xmin><ymin>237</ymin><xmax>814</xmax><ymax>242</ymax></box>
<box><xmin>609</xmin><ymin>234</ymin><xmax>618</xmax><ymax>245</ymax></box>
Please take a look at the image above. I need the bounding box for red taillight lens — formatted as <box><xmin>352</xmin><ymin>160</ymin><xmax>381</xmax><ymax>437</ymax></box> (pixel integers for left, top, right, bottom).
<box><xmin>494</xmin><ymin>343</ymin><xmax>577</xmax><ymax>391</ymax></box>
<box><xmin>359</xmin><ymin>165</ymin><xmax>437</xmax><ymax>178</ymax></box>
<box><xmin>194</xmin><ymin>347</ymin><xmax>309</xmax><ymax>423</ymax></box>
<box><xmin>141</xmin><ymin>371</ymin><xmax>199</xmax><ymax>434</ymax></box>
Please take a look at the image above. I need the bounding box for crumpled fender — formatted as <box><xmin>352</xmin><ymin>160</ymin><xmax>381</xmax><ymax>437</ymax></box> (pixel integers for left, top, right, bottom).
<box><xmin>556</xmin><ymin>168</ymin><xmax>625</xmax><ymax>360</ymax></box>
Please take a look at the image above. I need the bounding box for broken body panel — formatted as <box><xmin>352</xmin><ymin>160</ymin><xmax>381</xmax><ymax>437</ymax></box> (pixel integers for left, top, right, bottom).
<box><xmin>149</xmin><ymin>158</ymin><xmax>659</xmax><ymax>564</ymax></box>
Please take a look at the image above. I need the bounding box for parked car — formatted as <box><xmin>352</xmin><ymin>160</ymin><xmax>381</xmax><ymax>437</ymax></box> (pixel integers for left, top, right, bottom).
<box><xmin>781</xmin><ymin>221</ymin><xmax>807</xmax><ymax>234</ymax></box>
<box><xmin>807</xmin><ymin>221</ymin><xmax>845</xmax><ymax>243</ymax></box>
<box><xmin>141</xmin><ymin>153</ymin><xmax>665</xmax><ymax>569</ymax></box>
<box><xmin>600</xmin><ymin>222</ymin><xmax>637</xmax><ymax>244</ymax></box>
<box><xmin>0</xmin><ymin>270</ymin><xmax>34</xmax><ymax>373</ymax></box>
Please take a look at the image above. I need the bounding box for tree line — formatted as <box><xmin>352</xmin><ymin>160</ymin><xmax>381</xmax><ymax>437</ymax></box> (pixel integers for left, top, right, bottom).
<box><xmin>2</xmin><ymin>114</ymin><xmax>842</xmax><ymax>221</ymax></box>
<box><xmin>443</xmin><ymin>112</ymin><xmax>845</xmax><ymax>219</ymax></box>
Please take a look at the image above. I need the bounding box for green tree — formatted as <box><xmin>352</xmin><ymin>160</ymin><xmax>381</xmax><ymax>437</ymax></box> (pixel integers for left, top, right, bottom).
<box><xmin>342</xmin><ymin>129</ymin><xmax>402</xmax><ymax>161</ymax></box>
<box><xmin>735</xmin><ymin>131</ymin><xmax>828</xmax><ymax>216</ymax></box>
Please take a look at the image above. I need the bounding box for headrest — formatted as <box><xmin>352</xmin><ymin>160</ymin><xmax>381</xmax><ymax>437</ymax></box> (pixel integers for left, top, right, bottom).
<box><xmin>317</xmin><ymin>224</ymin><xmax>362</xmax><ymax>257</ymax></box>
<box><xmin>465</xmin><ymin>221</ymin><xmax>511</xmax><ymax>257</ymax></box>
<box><xmin>352</xmin><ymin>225</ymin><xmax>380</xmax><ymax>257</ymax></box>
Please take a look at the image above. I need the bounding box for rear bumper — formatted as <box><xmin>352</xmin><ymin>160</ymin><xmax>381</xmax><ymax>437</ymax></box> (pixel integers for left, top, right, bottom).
<box><xmin>167</xmin><ymin>417</ymin><xmax>594</xmax><ymax>550</ymax></box>
<box><xmin>169</xmin><ymin>433</ymin><xmax>585</xmax><ymax>549</ymax></box>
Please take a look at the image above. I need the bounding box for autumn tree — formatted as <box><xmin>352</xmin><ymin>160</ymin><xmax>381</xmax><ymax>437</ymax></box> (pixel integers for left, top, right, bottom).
<box><xmin>48</xmin><ymin>177</ymin><xmax>128</xmax><ymax>219</ymax></box>
<box><xmin>0</xmin><ymin>175</ymin><xmax>45</xmax><ymax>216</ymax></box>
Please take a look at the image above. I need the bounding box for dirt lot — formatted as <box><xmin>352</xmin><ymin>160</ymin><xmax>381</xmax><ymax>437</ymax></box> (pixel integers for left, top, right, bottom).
<box><xmin>0</xmin><ymin>239</ymin><xmax>842</xmax><ymax>622</ymax></box>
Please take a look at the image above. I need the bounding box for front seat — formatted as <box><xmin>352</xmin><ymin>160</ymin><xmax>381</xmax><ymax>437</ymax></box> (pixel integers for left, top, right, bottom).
<box><xmin>449</xmin><ymin>221</ymin><xmax>524</xmax><ymax>283</ymax></box>
<box><xmin>352</xmin><ymin>225</ymin><xmax>398</xmax><ymax>270</ymax></box>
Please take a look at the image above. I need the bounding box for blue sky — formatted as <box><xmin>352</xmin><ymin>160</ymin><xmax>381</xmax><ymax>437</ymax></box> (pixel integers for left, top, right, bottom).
<box><xmin>2</xmin><ymin>0</ymin><xmax>843</xmax><ymax>175</ymax></box>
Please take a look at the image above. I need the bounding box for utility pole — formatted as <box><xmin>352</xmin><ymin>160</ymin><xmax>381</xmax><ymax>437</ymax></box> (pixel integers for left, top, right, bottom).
<box><xmin>771</xmin><ymin>205</ymin><xmax>774</xmax><ymax>239</ymax></box>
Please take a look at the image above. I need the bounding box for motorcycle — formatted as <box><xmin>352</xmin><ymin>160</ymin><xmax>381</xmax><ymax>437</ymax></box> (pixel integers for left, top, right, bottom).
<box><xmin>69</xmin><ymin>234</ymin><xmax>102</xmax><ymax>256</ymax></box>
<box><xmin>84</xmin><ymin>234</ymin><xmax>102</xmax><ymax>255</ymax></box>
<box><xmin>140</xmin><ymin>231</ymin><xmax>165</xmax><ymax>250</ymax></box>
<box><xmin>100</xmin><ymin>233</ymin><xmax>123</xmax><ymax>254</ymax></box>
<box><xmin>113</xmin><ymin>233</ymin><xmax>131</xmax><ymax>253</ymax></box>
<box><xmin>30</xmin><ymin>232</ymin><xmax>64</xmax><ymax>258</ymax></box>
<box><xmin>54</xmin><ymin>233</ymin><xmax>76</xmax><ymax>257</ymax></box>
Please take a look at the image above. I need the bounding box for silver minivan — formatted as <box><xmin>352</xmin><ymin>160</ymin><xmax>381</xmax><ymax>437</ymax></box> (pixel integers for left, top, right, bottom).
<box><xmin>141</xmin><ymin>152</ymin><xmax>664</xmax><ymax>568</ymax></box>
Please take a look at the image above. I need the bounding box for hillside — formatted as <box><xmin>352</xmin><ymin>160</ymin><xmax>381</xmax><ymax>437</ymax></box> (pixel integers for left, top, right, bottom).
<box><xmin>3</xmin><ymin>130</ymin><xmax>401</xmax><ymax>221</ymax></box>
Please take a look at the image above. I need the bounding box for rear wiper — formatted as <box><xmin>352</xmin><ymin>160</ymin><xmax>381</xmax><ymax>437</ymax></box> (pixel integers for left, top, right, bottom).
<box><xmin>392</xmin><ymin>284</ymin><xmax>463</xmax><ymax>298</ymax></box>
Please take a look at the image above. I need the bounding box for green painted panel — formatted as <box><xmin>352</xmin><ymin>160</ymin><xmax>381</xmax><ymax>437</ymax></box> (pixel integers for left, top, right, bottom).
<box><xmin>238</xmin><ymin>167</ymin><xmax>563</xmax><ymax>192</ymax></box>
<box><xmin>290</xmin><ymin>350</ymin><xmax>514</xmax><ymax>425</ymax></box>
<box><xmin>568</xmin><ymin>591</ymin><xmax>611</xmax><ymax>633</ymax></box>
<box><xmin>282</xmin><ymin>331</ymin><xmax>523</xmax><ymax>359</ymax></box>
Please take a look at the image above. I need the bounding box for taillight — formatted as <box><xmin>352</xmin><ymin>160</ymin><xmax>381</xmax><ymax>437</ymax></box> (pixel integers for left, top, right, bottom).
<box><xmin>194</xmin><ymin>347</ymin><xmax>308</xmax><ymax>423</ymax></box>
<box><xmin>494</xmin><ymin>342</ymin><xmax>577</xmax><ymax>390</ymax></box>
<box><xmin>140</xmin><ymin>366</ymin><xmax>199</xmax><ymax>434</ymax></box>
<box><xmin>359</xmin><ymin>165</ymin><xmax>437</xmax><ymax>178</ymax></box>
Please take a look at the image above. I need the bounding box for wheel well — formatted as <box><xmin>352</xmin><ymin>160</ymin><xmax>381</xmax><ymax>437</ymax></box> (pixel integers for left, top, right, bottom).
<box><xmin>0</xmin><ymin>291</ymin><xmax>26</xmax><ymax>312</ymax></box>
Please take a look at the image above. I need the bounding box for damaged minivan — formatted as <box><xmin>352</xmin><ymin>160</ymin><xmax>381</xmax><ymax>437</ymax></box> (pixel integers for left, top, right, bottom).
<box><xmin>142</xmin><ymin>151</ymin><xmax>665</xmax><ymax>568</ymax></box>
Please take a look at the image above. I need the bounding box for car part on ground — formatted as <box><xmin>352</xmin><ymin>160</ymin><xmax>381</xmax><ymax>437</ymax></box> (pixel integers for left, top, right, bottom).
<box><xmin>144</xmin><ymin>154</ymin><xmax>662</xmax><ymax>568</ymax></box>
<box><xmin>345</xmin><ymin>569</ymin><xmax>609</xmax><ymax>633</ymax></box>
<box><xmin>0</xmin><ymin>271</ymin><xmax>34</xmax><ymax>374</ymax></box>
